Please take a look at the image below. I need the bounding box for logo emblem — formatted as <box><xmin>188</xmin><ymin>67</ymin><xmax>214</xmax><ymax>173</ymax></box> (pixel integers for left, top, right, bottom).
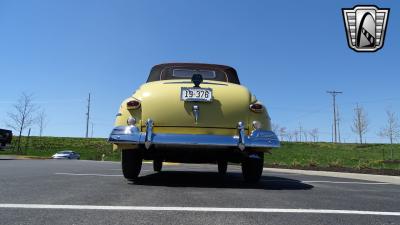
<box><xmin>342</xmin><ymin>5</ymin><xmax>389</xmax><ymax>52</ymax></box>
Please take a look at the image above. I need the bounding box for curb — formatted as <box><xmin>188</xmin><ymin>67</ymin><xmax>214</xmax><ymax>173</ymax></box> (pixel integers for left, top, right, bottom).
<box><xmin>264</xmin><ymin>168</ymin><xmax>400</xmax><ymax>185</ymax></box>
<box><xmin>0</xmin><ymin>155</ymin><xmax>50</xmax><ymax>160</ymax></box>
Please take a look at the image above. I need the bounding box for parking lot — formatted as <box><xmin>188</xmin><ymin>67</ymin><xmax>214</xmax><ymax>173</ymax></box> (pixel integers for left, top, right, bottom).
<box><xmin>0</xmin><ymin>160</ymin><xmax>399</xmax><ymax>225</ymax></box>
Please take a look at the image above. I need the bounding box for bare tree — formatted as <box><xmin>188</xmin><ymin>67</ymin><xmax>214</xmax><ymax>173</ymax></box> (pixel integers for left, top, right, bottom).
<box><xmin>378</xmin><ymin>109</ymin><xmax>400</xmax><ymax>159</ymax></box>
<box><xmin>379</xmin><ymin>109</ymin><xmax>400</xmax><ymax>144</ymax></box>
<box><xmin>293</xmin><ymin>130</ymin><xmax>299</xmax><ymax>142</ymax></box>
<box><xmin>351</xmin><ymin>104</ymin><xmax>369</xmax><ymax>144</ymax></box>
<box><xmin>286</xmin><ymin>132</ymin><xmax>293</xmax><ymax>142</ymax></box>
<box><xmin>279</xmin><ymin>127</ymin><xmax>287</xmax><ymax>141</ymax></box>
<box><xmin>309</xmin><ymin>128</ymin><xmax>319</xmax><ymax>142</ymax></box>
<box><xmin>37</xmin><ymin>109</ymin><xmax>48</xmax><ymax>137</ymax></box>
<box><xmin>271</xmin><ymin>123</ymin><xmax>280</xmax><ymax>134</ymax></box>
<box><xmin>6</xmin><ymin>93</ymin><xmax>37</xmax><ymax>153</ymax></box>
<box><xmin>303</xmin><ymin>129</ymin><xmax>308</xmax><ymax>142</ymax></box>
<box><xmin>298</xmin><ymin>124</ymin><xmax>303</xmax><ymax>142</ymax></box>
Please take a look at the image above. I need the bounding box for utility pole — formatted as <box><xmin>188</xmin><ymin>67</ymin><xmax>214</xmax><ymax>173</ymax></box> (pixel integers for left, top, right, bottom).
<box><xmin>91</xmin><ymin>122</ymin><xmax>94</xmax><ymax>138</ymax></box>
<box><xmin>327</xmin><ymin>91</ymin><xmax>342</xmax><ymax>143</ymax></box>
<box><xmin>336</xmin><ymin>103</ymin><xmax>341</xmax><ymax>143</ymax></box>
<box><xmin>85</xmin><ymin>93</ymin><xmax>91</xmax><ymax>138</ymax></box>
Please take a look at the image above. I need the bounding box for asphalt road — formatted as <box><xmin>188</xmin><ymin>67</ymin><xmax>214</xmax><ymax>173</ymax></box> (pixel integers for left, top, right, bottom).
<box><xmin>0</xmin><ymin>160</ymin><xmax>399</xmax><ymax>225</ymax></box>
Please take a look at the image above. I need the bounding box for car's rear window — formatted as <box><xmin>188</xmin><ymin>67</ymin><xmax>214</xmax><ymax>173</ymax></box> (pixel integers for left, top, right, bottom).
<box><xmin>172</xmin><ymin>69</ymin><xmax>216</xmax><ymax>79</ymax></box>
<box><xmin>59</xmin><ymin>151</ymin><xmax>72</xmax><ymax>154</ymax></box>
<box><xmin>147</xmin><ymin>64</ymin><xmax>241</xmax><ymax>84</ymax></box>
<box><xmin>160</xmin><ymin>67</ymin><xmax>228</xmax><ymax>82</ymax></box>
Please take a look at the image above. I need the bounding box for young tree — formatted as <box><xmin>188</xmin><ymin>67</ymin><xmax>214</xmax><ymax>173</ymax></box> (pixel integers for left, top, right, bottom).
<box><xmin>351</xmin><ymin>104</ymin><xmax>369</xmax><ymax>144</ymax></box>
<box><xmin>378</xmin><ymin>109</ymin><xmax>400</xmax><ymax>159</ymax></box>
<box><xmin>379</xmin><ymin>109</ymin><xmax>400</xmax><ymax>144</ymax></box>
<box><xmin>303</xmin><ymin>130</ymin><xmax>308</xmax><ymax>142</ymax></box>
<box><xmin>298</xmin><ymin>124</ymin><xmax>304</xmax><ymax>142</ymax></box>
<box><xmin>271</xmin><ymin>123</ymin><xmax>280</xmax><ymax>134</ymax></box>
<box><xmin>279</xmin><ymin>127</ymin><xmax>287</xmax><ymax>141</ymax></box>
<box><xmin>37</xmin><ymin>109</ymin><xmax>48</xmax><ymax>137</ymax></box>
<box><xmin>309</xmin><ymin>128</ymin><xmax>319</xmax><ymax>142</ymax></box>
<box><xmin>286</xmin><ymin>131</ymin><xmax>293</xmax><ymax>142</ymax></box>
<box><xmin>6</xmin><ymin>93</ymin><xmax>37</xmax><ymax>153</ymax></box>
<box><xmin>293</xmin><ymin>130</ymin><xmax>299</xmax><ymax>142</ymax></box>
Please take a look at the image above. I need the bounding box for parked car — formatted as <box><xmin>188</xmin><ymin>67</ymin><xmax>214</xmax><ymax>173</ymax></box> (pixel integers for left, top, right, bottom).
<box><xmin>109</xmin><ymin>63</ymin><xmax>280</xmax><ymax>182</ymax></box>
<box><xmin>52</xmin><ymin>151</ymin><xmax>80</xmax><ymax>159</ymax></box>
<box><xmin>0</xmin><ymin>129</ymin><xmax>12</xmax><ymax>149</ymax></box>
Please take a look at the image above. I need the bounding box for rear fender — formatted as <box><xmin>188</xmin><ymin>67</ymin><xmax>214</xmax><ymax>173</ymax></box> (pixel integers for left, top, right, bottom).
<box><xmin>115</xmin><ymin>97</ymin><xmax>143</xmax><ymax>129</ymax></box>
<box><xmin>247</xmin><ymin>100</ymin><xmax>271</xmax><ymax>131</ymax></box>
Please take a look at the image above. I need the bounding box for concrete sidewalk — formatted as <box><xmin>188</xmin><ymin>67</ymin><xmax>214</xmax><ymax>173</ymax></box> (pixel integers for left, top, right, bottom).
<box><xmin>264</xmin><ymin>168</ymin><xmax>400</xmax><ymax>185</ymax></box>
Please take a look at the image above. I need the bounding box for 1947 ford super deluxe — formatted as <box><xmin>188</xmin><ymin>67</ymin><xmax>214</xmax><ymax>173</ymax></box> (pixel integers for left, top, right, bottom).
<box><xmin>109</xmin><ymin>63</ymin><xmax>280</xmax><ymax>182</ymax></box>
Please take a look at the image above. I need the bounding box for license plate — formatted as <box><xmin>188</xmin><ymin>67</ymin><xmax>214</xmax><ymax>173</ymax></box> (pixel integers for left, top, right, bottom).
<box><xmin>181</xmin><ymin>87</ymin><xmax>213</xmax><ymax>102</ymax></box>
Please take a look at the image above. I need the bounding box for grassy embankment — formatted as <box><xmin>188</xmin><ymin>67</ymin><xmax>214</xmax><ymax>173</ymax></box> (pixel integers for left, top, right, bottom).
<box><xmin>2</xmin><ymin>136</ymin><xmax>119</xmax><ymax>161</ymax></box>
<box><xmin>267</xmin><ymin>142</ymin><xmax>400</xmax><ymax>171</ymax></box>
<box><xmin>1</xmin><ymin>136</ymin><xmax>399</xmax><ymax>171</ymax></box>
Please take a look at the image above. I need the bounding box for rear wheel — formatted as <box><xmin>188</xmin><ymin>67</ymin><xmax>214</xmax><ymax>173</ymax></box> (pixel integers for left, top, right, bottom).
<box><xmin>121</xmin><ymin>149</ymin><xmax>143</xmax><ymax>181</ymax></box>
<box><xmin>153</xmin><ymin>159</ymin><xmax>163</xmax><ymax>172</ymax></box>
<box><xmin>217</xmin><ymin>161</ymin><xmax>228</xmax><ymax>175</ymax></box>
<box><xmin>241</xmin><ymin>153</ymin><xmax>264</xmax><ymax>183</ymax></box>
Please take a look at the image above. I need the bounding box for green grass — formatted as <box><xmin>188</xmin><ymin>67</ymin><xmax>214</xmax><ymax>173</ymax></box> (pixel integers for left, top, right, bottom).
<box><xmin>2</xmin><ymin>136</ymin><xmax>119</xmax><ymax>161</ymax></box>
<box><xmin>267</xmin><ymin>142</ymin><xmax>400</xmax><ymax>170</ymax></box>
<box><xmin>2</xmin><ymin>136</ymin><xmax>400</xmax><ymax>170</ymax></box>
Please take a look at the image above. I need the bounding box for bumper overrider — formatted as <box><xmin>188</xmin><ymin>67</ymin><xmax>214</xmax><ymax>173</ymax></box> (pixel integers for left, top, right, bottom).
<box><xmin>109</xmin><ymin>119</ymin><xmax>280</xmax><ymax>150</ymax></box>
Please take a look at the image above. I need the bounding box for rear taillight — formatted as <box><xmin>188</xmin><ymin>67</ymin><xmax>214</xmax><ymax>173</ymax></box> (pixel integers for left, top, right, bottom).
<box><xmin>127</xmin><ymin>99</ymin><xmax>141</xmax><ymax>109</ymax></box>
<box><xmin>249</xmin><ymin>103</ymin><xmax>263</xmax><ymax>113</ymax></box>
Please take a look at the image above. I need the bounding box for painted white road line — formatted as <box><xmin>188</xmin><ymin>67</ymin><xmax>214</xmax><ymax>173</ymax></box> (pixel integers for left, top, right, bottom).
<box><xmin>264</xmin><ymin>168</ymin><xmax>400</xmax><ymax>185</ymax></box>
<box><xmin>108</xmin><ymin>169</ymin><xmax>151</xmax><ymax>172</ymax></box>
<box><xmin>262</xmin><ymin>179</ymin><xmax>389</xmax><ymax>185</ymax></box>
<box><xmin>55</xmin><ymin>173</ymin><xmax>123</xmax><ymax>177</ymax></box>
<box><xmin>0</xmin><ymin>204</ymin><xmax>399</xmax><ymax>216</ymax></box>
<box><xmin>95</xmin><ymin>161</ymin><xmax>120</xmax><ymax>164</ymax></box>
<box><xmin>302</xmin><ymin>181</ymin><xmax>389</xmax><ymax>185</ymax></box>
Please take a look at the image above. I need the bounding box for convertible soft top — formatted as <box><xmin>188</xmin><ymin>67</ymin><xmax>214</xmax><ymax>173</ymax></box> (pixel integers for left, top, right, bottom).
<box><xmin>147</xmin><ymin>63</ymin><xmax>240</xmax><ymax>84</ymax></box>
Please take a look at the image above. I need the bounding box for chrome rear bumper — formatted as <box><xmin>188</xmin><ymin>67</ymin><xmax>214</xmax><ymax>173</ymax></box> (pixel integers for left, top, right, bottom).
<box><xmin>108</xmin><ymin>119</ymin><xmax>280</xmax><ymax>150</ymax></box>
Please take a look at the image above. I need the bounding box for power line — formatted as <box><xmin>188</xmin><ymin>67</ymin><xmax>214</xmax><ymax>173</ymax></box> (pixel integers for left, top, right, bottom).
<box><xmin>327</xmin><ymin>91</ymin><xmax>342</xmax><ymax>143</ymax></box>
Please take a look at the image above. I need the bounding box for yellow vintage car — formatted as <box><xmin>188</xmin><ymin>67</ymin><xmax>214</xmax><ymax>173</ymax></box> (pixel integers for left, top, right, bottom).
<box><xmin>109</xmin><ymin>63</ymin><xmax>280</xmax><ymax>182</ymax></box>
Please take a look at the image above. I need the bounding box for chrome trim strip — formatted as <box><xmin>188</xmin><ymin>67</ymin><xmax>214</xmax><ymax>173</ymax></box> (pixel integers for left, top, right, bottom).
<box><xmin>151</xmin><ymin>133</ymin><xmax>239</xmax><ymax>146</ymax></box>
<box><xmin>108</xmin><ymin>124</ymin><xmax>280</xmax><ymax>149</ymax></box>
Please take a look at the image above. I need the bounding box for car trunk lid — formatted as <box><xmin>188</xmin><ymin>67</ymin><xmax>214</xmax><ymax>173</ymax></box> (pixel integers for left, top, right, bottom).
<box><xmin>134</xmin><ymin>80</ymin><xmax>251</xmax><ymax>129</ymax></box>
